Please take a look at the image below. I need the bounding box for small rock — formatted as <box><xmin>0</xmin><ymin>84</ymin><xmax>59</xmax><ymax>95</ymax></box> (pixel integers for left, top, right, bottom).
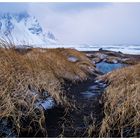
<box><xmin>95</xmin><ymin>53</ymin><xmax>108</xmax><ymax>59</ymax></box>
<box><xmin>92</xmin><ymin>57</ymin><xmax>102</xmax><ymax>63</ymax></box>
<box><xmin>86</xmin><ymin>53</ymin><xmax>93</xmax><ymax>58</ymax></box>
<box><xmin>112</xmin><ymin>59</ymin><xmax>118</xmax><ymax>64</ymax></box>
<box><xmin>99</xmin><ymin>48</ymin><xmax>103</xmax><ymax>51</ymax></box>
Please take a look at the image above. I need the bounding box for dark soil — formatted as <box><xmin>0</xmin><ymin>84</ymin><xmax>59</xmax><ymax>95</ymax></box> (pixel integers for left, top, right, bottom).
<box><xmin>46</xmin><ymin>76</ymin><xmax>106</xmax><ymax>137</ymax></box>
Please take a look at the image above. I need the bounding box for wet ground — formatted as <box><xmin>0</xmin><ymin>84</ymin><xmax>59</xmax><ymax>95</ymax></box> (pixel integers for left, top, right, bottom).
<box><xmin>46</xmin><ymin>60</ymin><xmax>127</xmax><ymax>137</ymax></box>
<box><xmin>46</xmin><ymin>78</ymin><xmax>107</xmax><ymax>137</ymax></box>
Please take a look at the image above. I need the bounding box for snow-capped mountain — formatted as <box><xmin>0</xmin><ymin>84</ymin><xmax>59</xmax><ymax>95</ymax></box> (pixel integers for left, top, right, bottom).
<box><xmin>0</xmin><ymin>12</ymin><xmax>57</xmax><ymax>45</ymax></box>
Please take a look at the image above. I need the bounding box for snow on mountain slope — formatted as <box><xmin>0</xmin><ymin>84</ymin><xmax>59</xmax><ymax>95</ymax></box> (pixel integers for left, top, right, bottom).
<box><xmin>0</xmin><ymin>12</ymin><xmax>57</xmax><ymax>45</ymax></box>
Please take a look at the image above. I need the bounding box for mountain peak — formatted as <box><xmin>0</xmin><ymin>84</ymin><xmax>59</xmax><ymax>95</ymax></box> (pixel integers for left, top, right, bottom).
<box><xmin>0</xmin><ymin>12</ymin><xmax>57</xmax><ymax>46</ymax></box>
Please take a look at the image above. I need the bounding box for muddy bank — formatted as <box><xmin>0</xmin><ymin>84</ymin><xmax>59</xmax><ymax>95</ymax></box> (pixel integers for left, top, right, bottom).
<box><xmin>45</xmin><ymin>76</ymin><xmax>107</xmax><ymax>137</ymax></box>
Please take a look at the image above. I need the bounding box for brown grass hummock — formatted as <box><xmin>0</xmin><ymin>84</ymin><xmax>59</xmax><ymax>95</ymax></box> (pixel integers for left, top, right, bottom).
<box><xmin>99</xmin><ymin>63</ymin><xmax>140</xmax><ymax>137</ymax></box>
<box><xmin>0</xmin><ymin>42</ymin><xmax>96</xmax><ymax>137</ymax></box>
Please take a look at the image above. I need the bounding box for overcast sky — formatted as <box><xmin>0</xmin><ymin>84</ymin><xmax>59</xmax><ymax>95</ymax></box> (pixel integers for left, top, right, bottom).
<box><xmin>0</xmin><ymin>2</ymin><xmax>140</xmax><ymax>45</ymax></box>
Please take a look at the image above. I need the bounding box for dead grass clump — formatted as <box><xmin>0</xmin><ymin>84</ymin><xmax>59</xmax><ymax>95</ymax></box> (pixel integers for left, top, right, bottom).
<box><xmin>99</xmin><ymin>64</ymin><xmax>140</xmax><ymax>137</ymax></box>
<box><xmin>34</xmin><ymin>48</ymin><xmax>96</xmax><ymax>81</ymax></box>
<box><xmin>0</xmin><ymin>42</ymin><xmax>95</xmax><ymax>137</ymax></box>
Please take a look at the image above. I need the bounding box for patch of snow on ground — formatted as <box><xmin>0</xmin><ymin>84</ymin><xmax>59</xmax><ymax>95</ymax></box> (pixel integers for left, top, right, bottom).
<box><xmin>30</xmin><ymin>90</ymin><xmax>55</xmax><ymax>110</ymax></box>
<box><xmin>40</xmin><ymin>97</ymin><xmax>55</xmax><ymax>110</ymax></box>
<box><xmin>68</xmin><ymin>56</ymin><xmax>78</xmax><ymax>62</ymax></box>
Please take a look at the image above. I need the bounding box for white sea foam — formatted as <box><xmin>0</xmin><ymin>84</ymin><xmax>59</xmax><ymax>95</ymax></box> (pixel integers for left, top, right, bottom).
<box><xmin>39</xmin><ymin>44</ymin><xmax>140</xmax><ymax>55</ymax></box>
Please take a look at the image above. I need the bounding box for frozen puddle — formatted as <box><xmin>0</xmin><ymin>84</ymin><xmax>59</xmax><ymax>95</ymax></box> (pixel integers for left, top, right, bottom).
<box><xmin>96</xmin><ymin>61</ymin><xmax>126</xmax><ymax>74</ymax></box>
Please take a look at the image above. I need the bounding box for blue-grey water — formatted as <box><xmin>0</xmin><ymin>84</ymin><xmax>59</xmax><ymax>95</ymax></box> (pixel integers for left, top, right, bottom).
<box><xmin>96</xmin><ymin>61</ymin><xmax>126</xmax><ymax>74</ymax></box>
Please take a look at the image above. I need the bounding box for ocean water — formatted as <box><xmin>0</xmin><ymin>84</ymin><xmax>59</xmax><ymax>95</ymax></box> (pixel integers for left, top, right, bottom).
<box><xmin>44</xmin><ymin>44</ymin><xmax>140</xmax><ymax>55</ymax></box>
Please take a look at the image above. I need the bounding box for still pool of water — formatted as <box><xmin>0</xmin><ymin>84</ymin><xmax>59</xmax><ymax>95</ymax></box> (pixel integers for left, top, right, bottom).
<box><xmin>96</xmin><ymin>61</ymin><xmax>126</xmax><ymax>74</ymax></box>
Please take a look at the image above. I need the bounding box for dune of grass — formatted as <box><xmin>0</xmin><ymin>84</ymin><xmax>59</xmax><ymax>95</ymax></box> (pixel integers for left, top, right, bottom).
<box><xmin>99</xmin><ymin>63</ymin><xmax>140</xmax><ymax>137</ymax></box>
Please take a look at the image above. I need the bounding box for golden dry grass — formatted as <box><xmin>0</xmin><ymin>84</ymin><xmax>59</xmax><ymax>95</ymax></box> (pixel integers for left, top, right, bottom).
<box><xmin>99</xmin><ymin>63</ymin><xmax>140</xmax><ymax>137</ymax></box>
<box><xmin>0</xmin><ymin>42</ymin><xmax>96</xmax><ymax>137</ymax></box>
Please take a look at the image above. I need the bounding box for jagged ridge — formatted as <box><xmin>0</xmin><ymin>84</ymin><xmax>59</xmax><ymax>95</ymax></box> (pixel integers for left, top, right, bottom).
<box><xmin>0</xmin><ymin>12</ymin><xmax>57</xmax><ymax>45</ymax></box>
